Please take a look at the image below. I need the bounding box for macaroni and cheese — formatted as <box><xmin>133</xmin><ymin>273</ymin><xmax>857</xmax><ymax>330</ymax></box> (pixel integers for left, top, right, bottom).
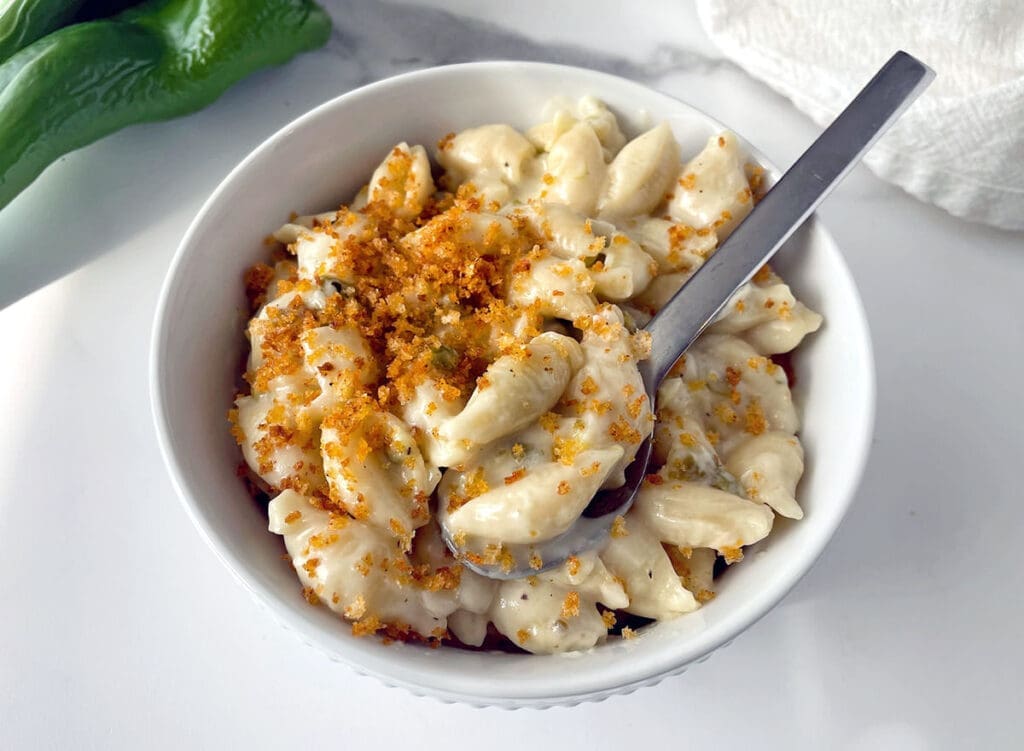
<box><xmin>230</xmin><ymin>97</ymin><xmax>822</xmax><ymax>654</ymax></box>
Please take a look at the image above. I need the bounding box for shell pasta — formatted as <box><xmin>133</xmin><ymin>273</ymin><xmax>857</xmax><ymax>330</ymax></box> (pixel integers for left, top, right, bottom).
<box><xmin>230</xmin><ymin>97</ymin><xmax>821</xmax><ymax>654</ymax></box>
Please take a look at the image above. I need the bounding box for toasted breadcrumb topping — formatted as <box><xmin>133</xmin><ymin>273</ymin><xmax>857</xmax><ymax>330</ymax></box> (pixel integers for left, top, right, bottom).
<box><xmin>601</xmin><ymin>609</ymin><xmax>617</xmax><ymax>629</ymax></box>
<box><xmin>721</xmin><ymin>545</ymin><xmax>744</xmax><ymax>564</ymax></box>
<box><xmin>566</xmin><ymin>555</ymin><xmax>582</xmax><ymax>576</ymax></box>
<box><xmin>233</xmin><ymin>112</ymin><xmax>812</xmax><ymax>654</ymax></box>
<box><xmin>561</xmin><ymin>591</ymin><xmax>581</xmax><ymax>618</ymax></box>
<box><xmin>610</xmin><ymin>515</ymin><xmax>629</xmax><ymax>538</ymax></box>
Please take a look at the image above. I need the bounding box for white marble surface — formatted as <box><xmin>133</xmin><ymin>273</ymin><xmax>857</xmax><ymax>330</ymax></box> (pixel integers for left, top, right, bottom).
<box><xmin>0</xmin><ymin>1</ymin><xmax>1021</xmax><ymax>747</ymax></box>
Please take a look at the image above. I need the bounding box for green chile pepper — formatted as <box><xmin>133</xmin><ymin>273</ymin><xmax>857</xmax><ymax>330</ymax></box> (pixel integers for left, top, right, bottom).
<box><xmin>0</xmin><ymin>0</ymin><xmax>87</xmax><ymax>62</ymax></box>
<box><xmin>0</xmin><ymin>0</ymin><xmax>331</xmax><ymax>211</ymax></box>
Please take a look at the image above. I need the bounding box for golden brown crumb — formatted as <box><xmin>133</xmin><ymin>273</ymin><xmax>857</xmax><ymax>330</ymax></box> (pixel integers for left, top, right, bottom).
<box><xmin>389</xmin><ymin>518</ymin><xmax>410</xmax><ymax>546</ymax></box>
<box><xmin>561</xmin><ymin>591</ymin><xmax>581</xmax><ymax>618</ymax></box>
<box><xmin>621</xmin><ymin>626</ymin><xmax>637</xmax><ymax>640</ymax></box>
<box><xmin>463</xmin><ymin>467</ymin><xmax>490</xmax><ymax>499</ymax></box>
<box><xmin>552</xmin><ymin>435</ymin><xmax>583</xmax><ymax>466</ymax></box>
<box><xmin>753</xmin><ymin>263</ymin><xmax>772</xmax><ymax>283</ymax></box>
<box><xmin>417</xmin><ymin>565</ymin><xmax>462</xmax><ymax>592</ymax></box>
<box><xmin>746</xmin><ymin>164</ymin><xmax>765</xmax><ymax>196</ymax></box>
<box><xmin>516</xmin><ymin>629</ymin><xmax>530</xmax><ymax>645</ymax></box>
<box><xmin>302</xmin><ymin>557</ymin><xmax>320</xmax><ymax>577</ymax></box>
<box><xmin>355</xmin><ymin>552</ymin><xmax>374</xmax><ymax>576</ymax></box>
<box><xmin>601</xmin><ymin>610</ymin><xmax>617</xmax><ymax>629</ymax></box>
<box><xmin>721</xmin><ymin>545</ymin><xmax>744</xmax><ymax>564</ymax></box>
<box><xmin>610</xmin><ymin>515</ymin><xmax>628</xmax><ymax>538</ymax></box>
<box><xmin>566</xmin><ymin>555</ymin><xmax>581</xmax><ymax>576</ymax></box>
<box><xmin>715</xmin><ymin>403</ymin><xmax>738</xmax><ymax>425</ymax></box>
<box><xmin>351</xmin><ymin>615</ymin><xmax>383</xmax><ymax>637</ymax></box>
<box><xmin>498</xmin><ymin>547</ymin><xmax>515</xmax><ymax>573</ymax></box>
<box><xmin>243</xmin><ymin>262</ymin><xmax>275</xmax><ymax>312</ymax></box>
<box><xmin>344</xmin><ymin>594</ymin><xmax>367</xmax><ymax>619</ymax></box>
<box><xmin>539</xmin><ymin>412</ymin><xmax>560</xmax><ymax>433</ymax></box>
<box><xmin>227</xmin><ymin>408</ymin><xmax>246</xmax><ymax>446</ymax></box>
<box><xmin>608</xmin><ymin>418</ymin><xmax>641</xmax><ymax>444</ymax></box>
<box><xmin>557</xmin><ymin>480</ymin><xmax>571</xmax><ymax>495</ymax></box>
<box><xmin>307</xmin><ymin>532</ymin><xmax>335</xmax><ymax>549</ymax></box>
<box><xmin>745</xmin><ymin>400</ymin><xmax>766</xmax><ymax>435</ymax></box>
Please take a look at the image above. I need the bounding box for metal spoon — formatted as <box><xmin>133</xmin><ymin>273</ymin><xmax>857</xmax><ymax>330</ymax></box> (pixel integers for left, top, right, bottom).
<box><xmin>443</xmin><ymin>50</ymin><xmax>934</xmax><ymax>579</ymax></box>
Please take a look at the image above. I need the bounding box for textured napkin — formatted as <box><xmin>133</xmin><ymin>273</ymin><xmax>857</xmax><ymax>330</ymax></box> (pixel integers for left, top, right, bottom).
<box><xmin>695</xmin><ymin>0</ymin><xmax>1024</xmax><ymax>230</ymax></box>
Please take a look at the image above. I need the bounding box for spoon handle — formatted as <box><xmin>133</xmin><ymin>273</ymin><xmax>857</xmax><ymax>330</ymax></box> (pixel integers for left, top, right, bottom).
<box><xmin>643</xmin><ymin>50</ymin><xmax>934</xmax><ymax>385</ymax></box>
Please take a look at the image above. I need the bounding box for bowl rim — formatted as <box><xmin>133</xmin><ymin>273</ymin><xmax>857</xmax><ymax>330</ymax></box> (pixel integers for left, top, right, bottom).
<box><xmin>150</xmin><ymin>60</ymin><xmax>876</xmax><ymax>706</ymax></box>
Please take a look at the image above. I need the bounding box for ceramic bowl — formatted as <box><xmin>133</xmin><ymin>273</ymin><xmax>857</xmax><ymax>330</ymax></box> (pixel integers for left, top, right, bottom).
<box><xmin>151</xmin><ymin>61</ymin><xmax>874</xmax><ymax>708</ymax></box>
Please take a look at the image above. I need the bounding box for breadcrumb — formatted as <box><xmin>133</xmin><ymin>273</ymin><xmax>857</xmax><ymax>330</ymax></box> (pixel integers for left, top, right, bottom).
<box><xmin>561</xmin><ymin>591</ymin><xmax>581</xmax><ymax>618</ymax></box>
<box><xmin>610</xmin><ymin>515</ymin><xmax>629</xmax><ymax>538</ymax></box>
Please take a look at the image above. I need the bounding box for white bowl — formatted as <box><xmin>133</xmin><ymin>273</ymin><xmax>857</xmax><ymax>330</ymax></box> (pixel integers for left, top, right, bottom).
<box><xmin>151</xmin><ymin>62</ymin><xmax>874</xmax><ymax>708</ymax></box>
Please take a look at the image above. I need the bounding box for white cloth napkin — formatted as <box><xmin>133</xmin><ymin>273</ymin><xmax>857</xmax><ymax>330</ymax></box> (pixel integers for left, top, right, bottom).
<box><xmin>696</xmin><ymin>0</ymin><xmax>1024</xmax><ymax>230</ymax></box>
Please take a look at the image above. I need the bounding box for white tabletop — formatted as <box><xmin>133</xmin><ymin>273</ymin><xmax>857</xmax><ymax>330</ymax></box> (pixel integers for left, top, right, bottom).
<box><xmin>1</xmin><ymin>1</ymin><xmax>1021</xmax><ymax>747</ymax></box>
